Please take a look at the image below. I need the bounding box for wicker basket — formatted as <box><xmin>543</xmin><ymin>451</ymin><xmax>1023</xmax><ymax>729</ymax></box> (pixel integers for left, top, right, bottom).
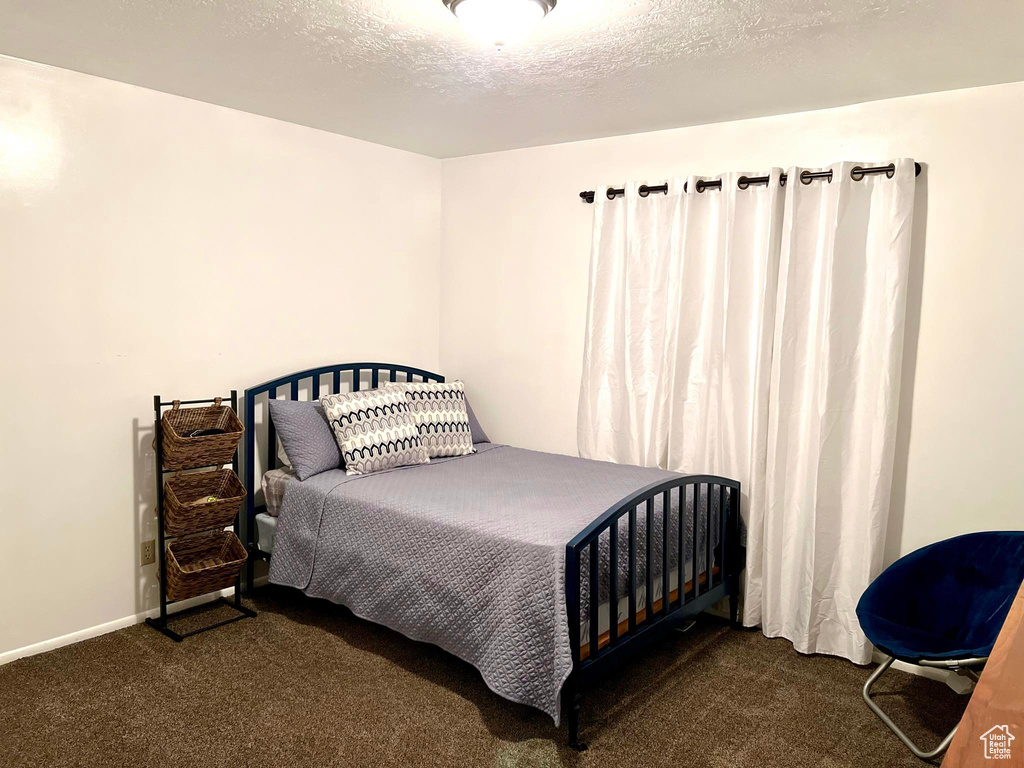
<box><xmin>165</xmin><ymin>531</ymin><xmax>248</xmax><ymax>602</ymax></box>
<box><xmin>161</xmin><ymin>398</ymin><xmax>243</xmax><ymax>470</ymax></box>
<box><xmin>164</xmin><ymin>469</ymin><xmax>246</xmax><ymax>537</ymax></box>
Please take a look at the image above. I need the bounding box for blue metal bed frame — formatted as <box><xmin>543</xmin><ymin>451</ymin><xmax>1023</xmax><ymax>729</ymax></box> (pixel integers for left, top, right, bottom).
<box><xmin>242</xmin><ymin>362</ymin><xmax>743</xmax><ymax>751</ymax></box>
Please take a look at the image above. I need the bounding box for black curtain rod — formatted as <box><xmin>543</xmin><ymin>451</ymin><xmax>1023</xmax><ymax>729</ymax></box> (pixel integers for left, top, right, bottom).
<box><xmin>580</xmin><ymin>162</ymin><xmax>922</xmax><ymax>204</ymax></box>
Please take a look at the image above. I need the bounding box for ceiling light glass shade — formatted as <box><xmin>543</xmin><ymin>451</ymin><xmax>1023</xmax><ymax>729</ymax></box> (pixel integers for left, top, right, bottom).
<box><xmin>444</xmin><ymin>0</ymin><xmax>556</xmax><ymax>49</ymax></box>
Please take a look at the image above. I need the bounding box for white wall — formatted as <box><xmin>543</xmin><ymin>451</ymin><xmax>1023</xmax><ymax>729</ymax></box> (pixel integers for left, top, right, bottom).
<box><xmin>0</xmin><ymin>56</ymin><xmax>441</xmax><ymax>656</ymax></box>
<box><xmin>440</xmin><ymin>81</ymin><xmax>1024</xmax><ymax>564</ymax></box>
<box><xmin>2</xmin><ymin>54</ymin><xmax>1021</xmax><ymax>660</ymax></box>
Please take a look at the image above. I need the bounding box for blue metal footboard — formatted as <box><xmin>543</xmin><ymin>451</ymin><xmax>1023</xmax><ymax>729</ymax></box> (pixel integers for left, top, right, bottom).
<box><xmin>563</xmin><ymin>473</ymin><xmax>743</xmax><ymax>749</ymax></box>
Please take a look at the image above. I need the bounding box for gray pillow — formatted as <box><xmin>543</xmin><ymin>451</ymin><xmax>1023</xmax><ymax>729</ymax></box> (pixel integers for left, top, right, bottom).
<box><xmin>465</xmin><ymin>396</ymin><xmax>490</xmax><ymax>444</ymax></box>
<box><xmin>268</xmin><ymin>399</ymin><xmax>342</xmax><ymax>480</ymax></box>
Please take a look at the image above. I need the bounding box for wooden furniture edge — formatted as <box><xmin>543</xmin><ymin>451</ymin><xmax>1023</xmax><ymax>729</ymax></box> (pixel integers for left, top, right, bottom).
<box><xmin>943</xmin><ymin>577</ymin><xmax>1024</xmax><ymax>766</ymax></box>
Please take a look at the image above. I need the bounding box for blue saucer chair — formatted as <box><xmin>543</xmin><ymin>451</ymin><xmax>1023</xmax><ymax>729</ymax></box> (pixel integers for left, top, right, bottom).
<box><xmin>856</xmin><ymin>530</ymin><xmax>1024</xmax><ymax>760</ymax></box>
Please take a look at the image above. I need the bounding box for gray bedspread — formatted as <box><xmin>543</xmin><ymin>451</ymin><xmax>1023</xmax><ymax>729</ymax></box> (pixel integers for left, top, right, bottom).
<box><xmin>269</xmin><ymin>444</ymin><xmax>713</xmax><ymax>723</ymax></box>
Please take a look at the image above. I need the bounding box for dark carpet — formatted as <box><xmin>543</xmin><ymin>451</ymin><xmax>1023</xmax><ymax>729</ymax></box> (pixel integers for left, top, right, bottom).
<box><xmin>0</xmin><ymin>587</ymin><xmax>967</xmax><ymax>767</ymax></box>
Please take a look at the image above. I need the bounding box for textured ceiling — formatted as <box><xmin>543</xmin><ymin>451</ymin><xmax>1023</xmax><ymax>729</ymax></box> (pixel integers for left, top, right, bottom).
<box><xmin>1</xmin><ymin>0</ymin><xmax>1022</xmax><ymax>157</ymax></box>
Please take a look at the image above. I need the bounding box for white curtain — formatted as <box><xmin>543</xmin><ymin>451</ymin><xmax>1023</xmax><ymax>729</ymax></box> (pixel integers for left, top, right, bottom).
<box><xmin>578</xmin><ymin>160</ymin><xmax>916</xmax><ymax>663</ymax></box>
<box><xmin>577</xmin><ymin>178</ymin><xmax>681</xmax><ymax>467</ymax></box>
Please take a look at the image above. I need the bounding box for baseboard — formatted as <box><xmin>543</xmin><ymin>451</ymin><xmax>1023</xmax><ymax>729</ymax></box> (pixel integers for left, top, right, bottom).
<box><xmin>0</xmin><ymin>575</ymin><xmax>269</xmax><ymax>667</ymax></box>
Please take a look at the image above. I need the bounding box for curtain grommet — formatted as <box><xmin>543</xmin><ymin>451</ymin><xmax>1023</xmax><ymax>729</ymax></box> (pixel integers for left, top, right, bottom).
<box><xmin>737</xmin><ymin>176</ymin><xmax>750</xmax><ymax>190</ymax></box>
<box><xmin>606</xmin><ymin>187</ymin><xmax>618</xmax><ymax>200</ymax></box>
<box><xmin>638</xmin><ymin>185</ymin><xmax>650</xmax><ymax>198</ymax></box>
<box><xmin>800</xmin><ymin>170</ymin><xmax>833</xmax><ymax>185</ymax></box>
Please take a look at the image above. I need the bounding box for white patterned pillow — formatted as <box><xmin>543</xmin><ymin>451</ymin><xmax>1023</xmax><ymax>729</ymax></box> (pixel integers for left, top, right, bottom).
<box><xmin>387</xmin><ymin>381</ymin><xmax>475</xmax><ymax>459</ymax></box>
<box><xmin>320</xmin><ymin>389</ymin><xmax>429</xmax><ymax>476</ymax></box>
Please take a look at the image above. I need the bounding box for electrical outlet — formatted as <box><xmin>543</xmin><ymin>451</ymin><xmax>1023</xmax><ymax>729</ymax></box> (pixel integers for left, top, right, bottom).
<box><xmin>140</xmin><ymin>539</ymin><xmax>156</xmax><ymax>566</ymax></box>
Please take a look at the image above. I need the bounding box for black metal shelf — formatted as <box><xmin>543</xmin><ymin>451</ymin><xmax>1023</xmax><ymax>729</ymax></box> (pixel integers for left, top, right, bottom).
<box><xmin>147</xmin><ymin>391</ymin><xmax>256</xmax><ymax>642</ymax></box>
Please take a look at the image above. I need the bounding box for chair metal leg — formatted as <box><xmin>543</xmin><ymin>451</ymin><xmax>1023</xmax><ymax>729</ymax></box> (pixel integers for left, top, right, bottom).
<box><xmin>862</xmin><ymin>655</ymin><xmax>959</xmax><ymax>761</ymax></box>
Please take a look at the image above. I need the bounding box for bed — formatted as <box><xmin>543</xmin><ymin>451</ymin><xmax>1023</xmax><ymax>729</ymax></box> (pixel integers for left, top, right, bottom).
<box><xmin>243</xmin><ymin>362</ymin><xmax>742</xmax><ymax>749</ymax></box>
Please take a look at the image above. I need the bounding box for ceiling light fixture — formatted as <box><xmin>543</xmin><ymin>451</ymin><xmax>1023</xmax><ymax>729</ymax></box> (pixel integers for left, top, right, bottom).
<box><xmin>443</xmin><ymin>0</ymin><xmax>556</xmax><ymax>50</ymax></box>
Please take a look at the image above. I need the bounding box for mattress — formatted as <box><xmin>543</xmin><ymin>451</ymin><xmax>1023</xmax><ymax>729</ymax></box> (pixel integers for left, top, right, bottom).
<box><xmin>266</xmin><ymin>443</ymin><xmax>718</xmax><ymax>723</ymax></box>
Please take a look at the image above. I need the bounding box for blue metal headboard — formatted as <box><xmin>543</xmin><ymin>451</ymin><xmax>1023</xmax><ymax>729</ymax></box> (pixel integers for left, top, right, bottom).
<box><xmin>241</xmin><ymin>362</ymin><xmax>443</xmax><ymax>587</ymax></box>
